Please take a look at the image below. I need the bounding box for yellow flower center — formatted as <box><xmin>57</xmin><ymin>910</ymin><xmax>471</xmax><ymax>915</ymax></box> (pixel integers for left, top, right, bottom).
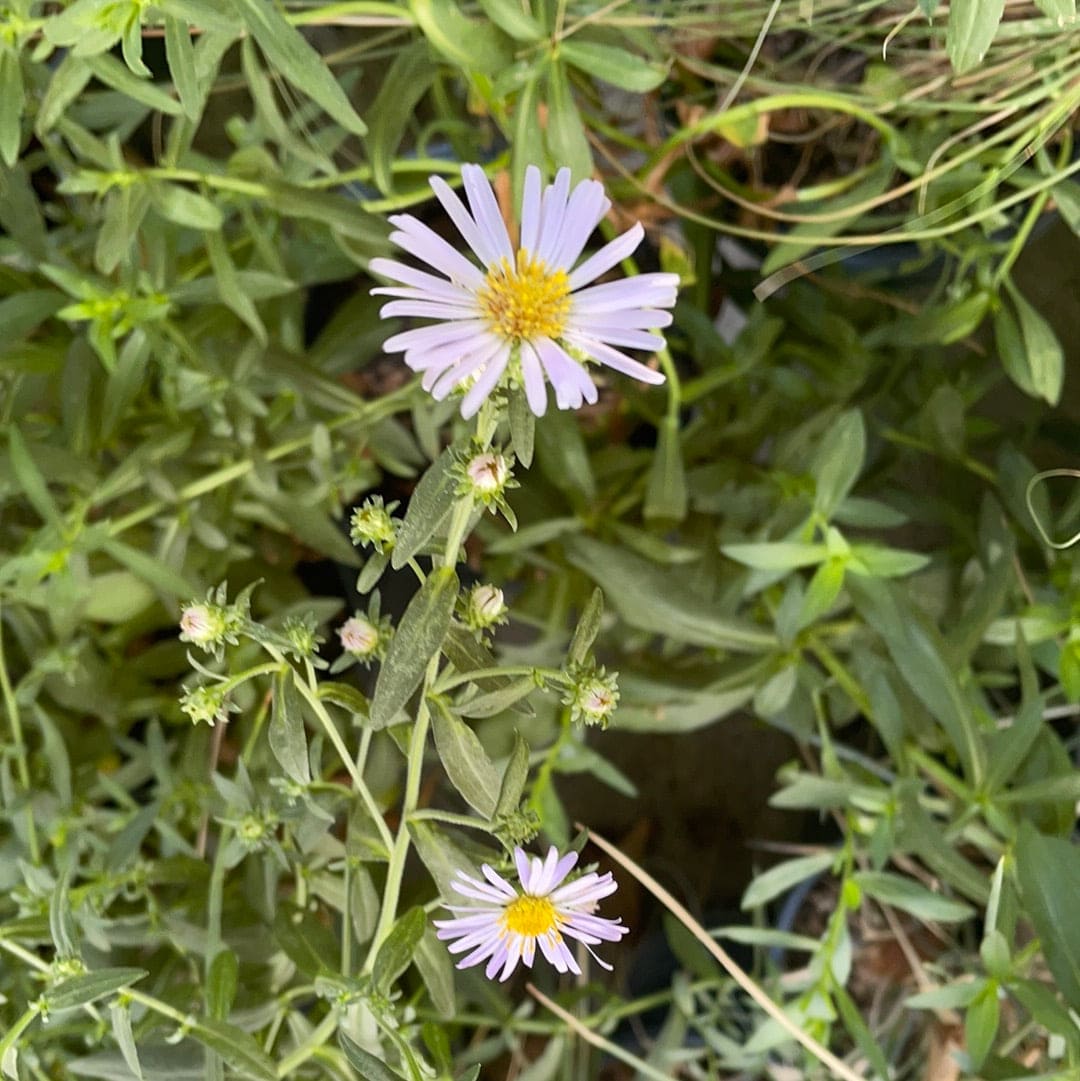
<box><xmin>477</xmin><ymin>251</ymin><xmax>570</xmax><ymax>341</ymax></box>
<box><xmin>502</xmin><ymin>895</ymin><xmax>560</xmax><ymax>937</ymax></box>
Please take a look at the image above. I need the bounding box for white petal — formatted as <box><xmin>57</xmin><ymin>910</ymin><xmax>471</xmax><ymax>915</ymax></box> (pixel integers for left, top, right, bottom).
<box><xmin>550</xmin><ymin>180</ymin><xmax>610</xmax><ymax>271</ymax></box>
<box><xmin>563</xmin><ymin>334</ymin><xmax>666</xmax><ymax>385</ymax></box>
<box><xmin>551</xmin><ymin>871</ymin><xmax>618</xmax><ymax>906</ymax></box>
<box><xmin>378</xmin><ymin>299</ymin><xmax>479</xmax><ymax>321</ymax></box>
<box><xmin>563</xmin><ymin>912</ymin><xmax>628</xmax><ymax>942</ymax></box>
<box><xmin>444</xmin><ymin>928</ymin><xmax>502</xmax><ymax>954</ymax></box>
<box><xmin>535</xmin><ymin>337</ymin><xmax>598</xmax><ymax>409</ymax></box>
<box><xmin>568</xmin><ymin>325</ymin><xmax>665</xmax><ymax>352</ymax></box>
<box><xmin>537</xmin><ymin>933</ymin><xmax>568</xmax><ymax>973</ymax></box>
<box><xmin>457</xmin><ymin>936</ymin><xmax>501</xmax><ymax>970</ymax></box>
<box><xmin>535</xmin><ymin>168</ymin><xmax>572</xmax><ymax>265</ymax></box>
<box><xmin>532</xmin><ymin>847</ymin><xmax>561</xmax><ymax>896</ymax></box>
<box><xmin>383</xmin><ymin>319</ymin><xmax>487</xmax><ymax>354</ymax></box>
<box><xmin>462</xmin><ymin>164</ymin><xmax>514</xmax><ymax>266</ymax></box>
<box><xmin>522</xmin><ymin>936</ymin><xmax>536</xmax><ymax>968</ymax></box>
<box><xmin>430</xmin><ymin>339</ymin><xmax>504</xmax><ymax>399</ymax></box>
<box><xmin>484</xmin><ymin>939</ymin><xmax>511</xmax><ymax>979</ymax></box>
<box><xmin>460</xmin><ymin>344</ymin><xmax>511</xmax><ymax>418</ymax></box>
<box><xmin>519</xmin><ymin>165</ymin><xmax>543</xmax><ymax>255</ymax></box>
<box><xmin>570</xmin><ymin>308</ymin><xmax>672</xmax><ymax>331</ymax></box>
<box><xmin>566</xmin><ymin>223</ymin><xmax>643</xmax><ymax>290</ymax></box>
<box><xmin>429</xmin><ymin>175</ymin><xmax>491</xmax><ymax>267</ymax></box>
<box><xmin>514</xmin><ymin>848</ymin><xmax>532</xmax><ymax>889</ymax></box>
<box><xmin>570</xmin><ymin>274</ymin><xmax>678</xmax><ymax>315</ymax></box>
<box><xmin>369</xmin><ymin>257</ymin><xmax>476</xmax><ymax>302</ymax></box>
<box><xmin>499</xmin><ymin>935</ymin><xmax>523</xmax><ymax>982</ymax></box>
<box><xmin>480</xmin><ymin>863</ymin><xmax>518</xmax><ymax>897</ymax></box>
<box><xmin>372</xmin><ymin>284</ymin><xmax>477</xmax><ymax>305</ymax></box>
<box><xmin>518</xmin><ymin>341</ymin><xmax>549</xmax><ymax>417</ymax></box>
<box><xmin>407</xmin><ymin>331</ymin><xmax>494</xmax><ymax>373</ymax></box>
<box><xmin>452</xmin><ymin>873</ymin><xmax>514</xmax><ymax>903</ymax></box>
<box><xmin>388</xmin><ymin>216</ymin><xmax>485</xmax><ymax>289</ymax></box>
<box><xmin>547</xmin><ymin>851</ymin><xmax>580</xmax><ymax>893</ymax></box>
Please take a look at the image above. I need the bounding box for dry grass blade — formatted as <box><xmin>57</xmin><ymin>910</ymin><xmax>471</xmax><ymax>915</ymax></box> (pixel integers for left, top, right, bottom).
<box><xmin>526</xmin><ymin>983</ymin><xmax>680</xmax><ymax>1081</ymax></box>
<box><xmin>580</xmin><ymin>824</ymin><xmax>870</xmax><ymax>1081</ymax></box>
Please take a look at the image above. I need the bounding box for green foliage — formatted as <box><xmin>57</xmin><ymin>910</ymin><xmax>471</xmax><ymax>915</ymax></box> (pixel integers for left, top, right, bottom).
<box><xmin>1</xmin><ymin>1</ymin><xmax>1079</xmax><ymax>1080</ymax></box>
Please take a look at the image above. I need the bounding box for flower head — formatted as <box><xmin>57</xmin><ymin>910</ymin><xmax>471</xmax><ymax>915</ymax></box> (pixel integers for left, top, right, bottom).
<box><xmin>566</xmin><ymin>667</ymin><xmax>620</xmax><ymax>728</ymax></box>
<box><xmin>371</xmin><ymin>164</ymin><xmax>678</xmax><ymax>418</ymax></box>
<box><xmin>350</xmin><ymin>496</ymin><xmax>399</xmax><ymax>553</ymax></box>
<box><xmin>463</xmin><ymin>583</ymin><xmax>507</xmax><ymax>632</ymax></box>
<box><xmin>434</xmin><ymin>845</ymin><xmax>628</xmax><ymax>982</ymax></box>
<box><xmin>338</xmin><ymin>615</ymin><xmax>381</xmax><ymax>658</ymax></box>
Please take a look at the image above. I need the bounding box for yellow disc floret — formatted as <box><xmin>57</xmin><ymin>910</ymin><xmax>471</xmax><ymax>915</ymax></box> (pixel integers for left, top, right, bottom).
<box><xmin>502</xmin><ymin>894</ymin><xmax>560</xmax><ymax>937</ymax></box>
<box><xmin>478</xmin><ymin>251</ymin><xmax>570</xmax><ymax>341</ymax></box>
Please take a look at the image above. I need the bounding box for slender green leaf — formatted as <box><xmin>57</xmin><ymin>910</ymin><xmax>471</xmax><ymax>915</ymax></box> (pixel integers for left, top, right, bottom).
<box><xmin>391</xmin><ymin>444</ymin><xmax>460</xmax><ymax>569</ymax></box>
<box><xmin>432</xmin><ymin>707</ymin><xmax>501</xmax><ymax>816</ymax></box>
<box><xmin>231</xmin><ymin>0</ymin><xmax>367</xmax><ymax>135</ymax></box>
<box><xmin>373</xmin><ymin>906</ymin><xmax>427</xmax><ymax>992</ymax></box>
<box><xmin>947</xmin><ymin>0</ymin><xmax>1005</xmax><ymax>73</ymax></box>
<box><xmin>849</xmin><ymin>577</ymin><xmax>983</xmax><ymax>784</ymax></box>
<box><xmin>559</xmin><ymin>39</ymin><xmax>666</xmax><ymax>92</ymax></box>
<box><xmin>108</xmin><ymin>1002</ymin><xmax>143</xmax><ymax>1081</ymax></box>
<box><xmin>366</xmin><ymin>42</ymin><xmax>436</xmax><ymax>195</ymax></box>
<box><xmin>45</xmin><ymin>969</ymin><xmax>147</xmax><ymax>1012</ymax></box>
<box><xmin>495</xmin><ymin>731</ymin><xmax>531</xmax><ymax>818</ymax></box>
<box><xmin>741</xmin><ymin>852</ymin><xmax>835</xmax><ymax>910</ymax></box>
<box><xmin>566</xmin><ymin>536</ymin><xmax>776</xmax><ymax>652</ymax></box>
<box><xmin>269</xmin><ymin>670</ymin><xmax>310</xmax><ymax>785</ymax></box>
<box><xmin>813</xmin><ymin>410</ymin><xmax>865</xmax><ymax>518</ymax></box>
<box><xmin>207</xmin><ymin>949</ymin><xmax>238</xmax><ymax>1021</ymax></box>
<box><xmin>0</xmin><ymin>46</ymin><xmax>24</xmax><ymax>168</ymax></box>
<box><xmin>567</xmin><ymin>587</ymin><xmax>604</xmax><ymax>668</ymax></box>
<box><xmin>478</xmin><ymin>0</ymin><xmax>544</xmax><ymax>41</ymax></box>
<box><xmin>371</xmin><ymin>567</ymin><xmax>458</xmax><ymax>726</ymax></box>
<box><xmin>205</xmin><ymin>230</ymin><xmax>265</xmax><ymax>342</ymax></box>
<box><xmin>338</xmin><ymin>1033</ymin><xmax>406</xmax><ymax>1081</ymax></box>
<box><xmin>407</xmin><ymin>0</ymin><xmax>510</xmax><ymax>74</ymax></box>
<box><xmin>722</xmin><ymin>541</ymin><xmax>827</xmax><ymax>571</ymax></box>
<box><xmin>413</xmin><ymin>927</ymin><xmax>455</xmax><ymax>1020</ymax></box>
<box><xmin>854</xmin><ymin>871</ymin><xmax>975</xmax><ymax>922</ymax></box>
<box><xmin>85</xmin><ymin>55</ymin><xmax>183</xmax><ymax>114</ymax></box>
<box><xmin>190</xmin><ymin>1019</ymin><xmax>275</xmax><ymax>1081</ymax></box>
<box><xmin>150</xmin><ymin>182</ymin><xmax>223</xmax><ymax>230</ymax></box>
<box><xmin>545</xmin><ymin>61</ymin><xmax>591</xmax><ymax>182</ymax></box>
<box><xmin>644</xmin><ymin>415</ymin><xmax>687</xmax><ymax>521</ymax></box>
<box><xmin>8</xmin><ymin>426</ymin><xmax>62</xmax><ymax>527</ymax></box>
<box><xmin>164</xmin><ymin>15</ymin><xmax>202</xmax><ymax>119</ymax></box>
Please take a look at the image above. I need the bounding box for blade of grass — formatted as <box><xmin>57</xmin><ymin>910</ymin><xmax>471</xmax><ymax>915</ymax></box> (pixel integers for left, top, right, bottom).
<box><xmin>580</xmin><ymin>825</ymin><xmax>870</xmax><ymax>1081</ymax></box>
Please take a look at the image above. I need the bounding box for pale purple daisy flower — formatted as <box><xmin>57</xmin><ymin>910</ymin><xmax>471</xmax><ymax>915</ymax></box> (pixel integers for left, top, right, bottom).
<box><xmin>433</xmin><ymin>845</ymin><xmax>628</xmax><ymax>982</ymax></box>
<box><xmin>370</xmin><ymin>164</ymin><xmax>678</xmax><ymax>418</ymax></box>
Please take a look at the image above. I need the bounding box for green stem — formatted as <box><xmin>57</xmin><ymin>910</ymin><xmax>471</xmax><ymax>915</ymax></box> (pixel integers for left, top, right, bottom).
<box><xmin>203</xmin><ymin>834</ymin><xmax>231</xmax><ymax>1081</ymax></box>
<box><xmin>408</xmin><ymin>808</ymin><xmax>498</xmax><ymax>831</ymax></box>
<box><xmin>0</xmin><ymin>601</ymin><xmax>41</xmax><ymax>863</ymax></box>
<box><xmin>275</xmin><ymin>1009</ymin><xmax>340</xmax><ymax>1078</ymax></box>
<box><xmin>292</xmin><ymin>661</ymin><xmax>394</xmax><ymax>853</ymax></box>
<box><xmin>432</xmin><ymin>664</ymin><xmax>556</xmax><ymax>695</ymax></box>
<box><xmin>363</xmin><ymin>657</ymin><xmax>437</xmax><ymax>970</ymax></box>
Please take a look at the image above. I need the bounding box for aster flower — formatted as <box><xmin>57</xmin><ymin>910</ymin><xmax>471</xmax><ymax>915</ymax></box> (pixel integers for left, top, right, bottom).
<box><xmin>434</xmin><ymin>845</ymin><xmax>628</xmax><ymax>982</ymax></box>
<box><xmin>370</xmin><ymin>164</ymin><xmax>678</xmax><ymax>418</ymax></box>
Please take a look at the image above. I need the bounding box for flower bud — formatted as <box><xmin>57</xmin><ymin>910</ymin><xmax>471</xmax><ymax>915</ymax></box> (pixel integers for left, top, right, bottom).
<box><xmin>338</xmin><ymin>615</ymin><xmax>380</xmax><ymax>658</ymax></box>
<box><xmin>180</xmin><ymin>684</ymin><xmax>228</xmax><ymax>726</ymax></box>
<box><xmin>464</xmin><ymin>452</ymin><xmax>510</xmax><ymax>498</ymax></box>
<box><xmin>567</xmin><ymin>669</ymin><xmax>619</xmax><ymax>728</ymax></box>
<box><xmin>465</xmin><ymin>583</ymin><xmax>507</xmax><ymax>631</ymax></box>
<box><xmin>179</xmin><ymin>603</ymin><xmax>228</xmax><ymax>650</ymax></box>
<box><xmin>350</xmin><ymin>497</ymin><xmax>398</xmax><ymax>552</ymax></box>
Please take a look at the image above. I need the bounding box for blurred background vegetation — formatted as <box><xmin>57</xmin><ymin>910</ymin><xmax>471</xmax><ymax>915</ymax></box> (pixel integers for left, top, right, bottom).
<box><xmin>2</xmin><ymin>1</ymin><xmax>1080</xmax><ymax>1079</ymax></box>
